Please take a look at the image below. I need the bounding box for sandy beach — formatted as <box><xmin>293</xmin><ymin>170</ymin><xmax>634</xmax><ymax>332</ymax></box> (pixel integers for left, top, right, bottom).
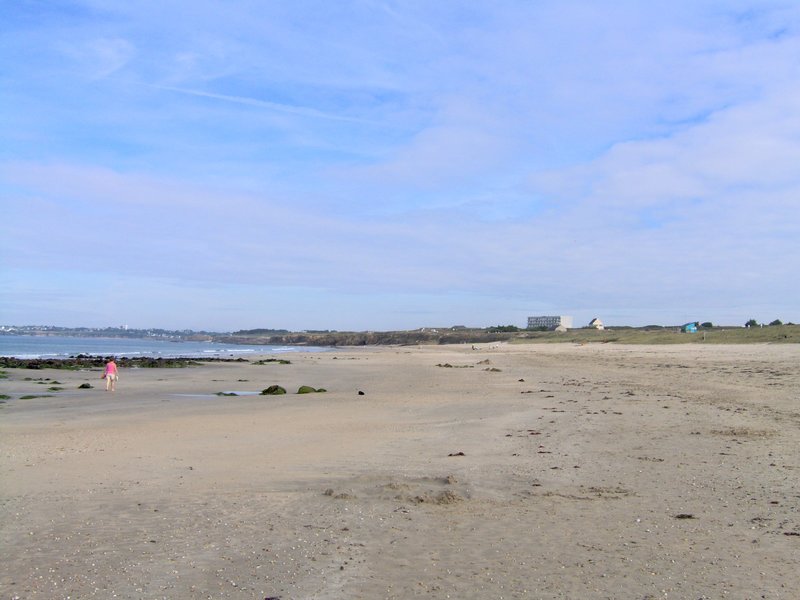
<box><xmin>1</xmin><ymin>342</ymin><xmax>798</xmax><ymax>599</ymax></box>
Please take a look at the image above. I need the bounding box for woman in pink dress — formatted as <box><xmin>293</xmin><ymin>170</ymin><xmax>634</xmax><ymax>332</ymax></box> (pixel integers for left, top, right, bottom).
<box><xmin>103</xmin><ymin>358</ymin><xmax>119</xmax><ymax>391</ymax></box>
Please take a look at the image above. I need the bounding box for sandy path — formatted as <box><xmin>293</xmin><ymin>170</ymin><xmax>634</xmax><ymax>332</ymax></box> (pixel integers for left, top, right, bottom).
<box><xmin>1</xmin><ymin>343</ymin><xmax>798</xmax><ymax>599</ymax></box>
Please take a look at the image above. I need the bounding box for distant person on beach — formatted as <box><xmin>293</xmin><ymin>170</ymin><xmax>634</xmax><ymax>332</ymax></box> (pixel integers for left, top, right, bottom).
<box><xmin>103</xmin><ymin>358</ymin><xmax>119</xmax><ymax>392</ymax></box>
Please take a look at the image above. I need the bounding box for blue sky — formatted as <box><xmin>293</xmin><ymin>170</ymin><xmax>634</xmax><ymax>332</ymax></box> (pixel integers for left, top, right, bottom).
<box><xmin>2</xmin><ymin>1</ymin><xmax>799</xmax><ymax>331</ymax></box>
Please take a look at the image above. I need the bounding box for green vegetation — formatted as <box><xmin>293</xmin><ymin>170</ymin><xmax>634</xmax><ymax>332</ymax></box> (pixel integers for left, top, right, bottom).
<box><xmin>769</xmin><ymin>319</ymin><xmax>783</xmax><ymax>326</ymax></box>
<box><xmin>0</xmin><ymin>394</ymin><xmax>10</xmax><ymax>400</ymax></box>
<box><xmin>233</xmin><ymin>328</ymin><xmax>290</xmax><ymax>335</ymax></box>
<box><xmin>20</xmin><ymin>394</ymin><xmax>53</xmax><ymax>400</ymax></box>
<box><xmin>488</xmin><ymin>325</ymin><xmax>520</xmax><ymax>332</ymax></box>
<box><xmin>511</xmin><ymin>324</ymin><xmax>800</xmax><ymax>345</ymax></box>
<box><xmin>48</xmin><ymin>386</ymin><xmax>64</xmax><ymax>391</ymax></box>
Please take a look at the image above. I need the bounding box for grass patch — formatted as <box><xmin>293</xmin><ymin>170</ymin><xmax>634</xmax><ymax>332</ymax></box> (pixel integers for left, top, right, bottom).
<box><xmin>0</xmin><ymin>394</ymin><xmax>10</xmax><ymax>400</ymax></box>
<box><xmin>511</xmin><ymin>324</ymin><xmax>800</xmax><ymax>345</ymax></box>
<box><xmin>20</xmin><ymin>394</ymin><xmax>53</xmax><ymax>400</ymax></box>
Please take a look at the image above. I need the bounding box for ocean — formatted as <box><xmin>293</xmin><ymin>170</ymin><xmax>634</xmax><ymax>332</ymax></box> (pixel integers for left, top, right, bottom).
<box><xmin>0</xmin><ymin>335</ymin><xmax>324</xmax><ymax>359</ymax></box>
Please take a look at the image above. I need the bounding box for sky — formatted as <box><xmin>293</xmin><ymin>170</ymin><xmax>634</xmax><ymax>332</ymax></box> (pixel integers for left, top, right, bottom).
<box><xmin>2</xmin><ymin>1</ymin><xmax>799</xmax><ymax>332</ymax></box>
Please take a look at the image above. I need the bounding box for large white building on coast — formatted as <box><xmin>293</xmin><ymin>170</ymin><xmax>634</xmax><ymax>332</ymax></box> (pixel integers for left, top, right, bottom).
<box><xmin>527</xmin><ymin>315</ymin><xmax>574</xmax><ymax>330</ymax></box>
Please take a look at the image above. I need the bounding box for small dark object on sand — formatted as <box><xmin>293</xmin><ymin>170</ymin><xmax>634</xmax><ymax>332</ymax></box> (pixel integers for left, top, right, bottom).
<box><xmin>448</xmin><ymin>451</ymin><xmax>465</xmax><ymax>457</ymax></box>
<box><xmin>674</xmin><ymin>513</ymin><xmax>695</xmax><ymax>519</ymax></box>
<box><xmin>78</xmin><ymin>383</ymin><xmax>93</xmax><ymax>389</ymax></box>
<box><xmin>358</xmin><ymin>390</ymin><xmax>365</xmax><ymax>395</ymax></box>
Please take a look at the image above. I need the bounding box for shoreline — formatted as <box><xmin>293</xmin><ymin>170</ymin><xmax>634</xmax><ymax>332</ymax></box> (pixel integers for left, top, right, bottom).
<box><xmin>2</xmin><ymin>343</ymin><xmax>798</xmax><ymax>598</ymax></box>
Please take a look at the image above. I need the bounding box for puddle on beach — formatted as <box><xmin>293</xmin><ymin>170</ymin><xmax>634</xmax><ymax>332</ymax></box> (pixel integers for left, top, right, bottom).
<box><xmin>171</xmin><ymin>391</ymin><xmax>262</xmax><ymax>398</ymax></box>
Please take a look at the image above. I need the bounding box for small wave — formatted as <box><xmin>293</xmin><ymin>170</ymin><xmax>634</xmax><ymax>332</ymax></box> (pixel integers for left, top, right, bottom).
<box><xmin>0</xmin><ymin>336</ymin><xmax>332</xmax><ymax>359</ymax></box>
<box><xmin>201</xmin><ymin>348</ymin><xmax>255</xmax><ymax>354</ymax></box>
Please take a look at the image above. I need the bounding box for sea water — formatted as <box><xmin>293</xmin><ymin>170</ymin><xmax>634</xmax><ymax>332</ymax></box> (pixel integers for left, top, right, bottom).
<box><xmin>0</xmin><ymin>335</ymin><xmax>323</xmax><ymax>359</ymax></box>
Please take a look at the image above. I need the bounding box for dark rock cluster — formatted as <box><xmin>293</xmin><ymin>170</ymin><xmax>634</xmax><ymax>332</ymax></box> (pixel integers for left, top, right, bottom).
<box><xmin>0</xmin><ymin>356</ymin><xmax>248</xmax><ymax>370</ymax></box>
<box><xmin>261</xmin><ymin>385</ymin><xmax>287</xmax><ymax>395</ymax></box>
<box><xmin>297</xmin><ymin>385</ymin><xmax>326</xmax><ymax>394</ymax></box>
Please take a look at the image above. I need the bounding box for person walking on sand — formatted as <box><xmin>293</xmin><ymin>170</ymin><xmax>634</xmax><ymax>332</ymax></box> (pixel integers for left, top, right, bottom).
<box><xmin>103</xmin><ymin>358</ymin><xmax>119</xmax><ymax>392</ymax></box>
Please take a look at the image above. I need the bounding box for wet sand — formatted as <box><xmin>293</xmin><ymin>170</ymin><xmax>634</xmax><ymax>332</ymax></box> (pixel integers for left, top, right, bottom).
<box><xmin>1</xmin><ymin>343</ymin><xmax>799</xmax><ymax>599</ymax></box>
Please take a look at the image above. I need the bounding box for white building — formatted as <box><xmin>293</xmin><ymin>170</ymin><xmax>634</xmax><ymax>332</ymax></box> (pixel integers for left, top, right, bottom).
<box><xmin>527</xmin><ymin>315</ymin><xmax>573</xmax><ymax>330</ymax></box>
<box><xmin>588</xmin><ymin>318</ymin><xmax>604</xmax><ymax>330</ymax></box>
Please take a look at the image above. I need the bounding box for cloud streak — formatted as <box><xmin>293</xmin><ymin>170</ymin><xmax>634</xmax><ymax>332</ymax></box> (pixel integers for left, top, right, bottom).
<box><xmin>147</xmin><ymin>84</ymin><xmax>377</xmax><ymax>124</ymax></box>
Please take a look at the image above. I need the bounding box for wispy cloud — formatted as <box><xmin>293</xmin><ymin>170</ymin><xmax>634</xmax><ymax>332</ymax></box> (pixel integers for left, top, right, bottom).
<box><xmin>59</xmin><ymin>37</ymin><xmax>137</xmax><ymax>79</ymax></box>
<box><xmin>2</xmin><ymin>1</ymin><xmax>800</xmax><ymax>328</ymax></box>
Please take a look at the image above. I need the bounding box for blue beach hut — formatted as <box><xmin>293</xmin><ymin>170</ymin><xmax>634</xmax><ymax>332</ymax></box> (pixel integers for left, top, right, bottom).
<box><xmin>681</xmin><ymin>322</ymin><xmax>699</xmax><ymax>333</ymax></box>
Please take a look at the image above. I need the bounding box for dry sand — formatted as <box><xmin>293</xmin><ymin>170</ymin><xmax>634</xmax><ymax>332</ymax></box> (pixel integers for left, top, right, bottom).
<box><xmin>1</xmin><ymin>343</ymin><xmax>798</xmax><ymax>599</ymax></box>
